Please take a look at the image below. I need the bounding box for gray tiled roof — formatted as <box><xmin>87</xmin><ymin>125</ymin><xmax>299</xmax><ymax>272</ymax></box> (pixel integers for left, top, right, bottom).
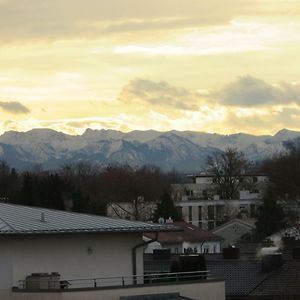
<box><xmin>207</xmin><ymin>260</ymin><xmax>268</xmax><ymax>296</ymax></box>
<box><xmin>250</xmin><ymin>261</ymin><xmax>300</xmax><ymax>296</ymax></box>
<box><xmin>0</xmin><ymin>203</ymin><xmax>177</xmax><ymax>235</ymax></box>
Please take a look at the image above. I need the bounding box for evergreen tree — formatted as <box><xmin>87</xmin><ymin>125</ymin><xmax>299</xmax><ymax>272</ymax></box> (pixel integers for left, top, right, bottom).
<box><xmin>255</xmin><ymin>196</ymin><xmax>286</xmax><ymax>238</ymax></box>
<box><xmin>153</xmin><ymin>191</ymin><xmax>181</xmax><ymax>222</ymax></box>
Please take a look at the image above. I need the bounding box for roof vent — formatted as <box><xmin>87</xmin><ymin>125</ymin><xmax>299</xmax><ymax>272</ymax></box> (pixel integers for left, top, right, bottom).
<box><xmin>40</xmin><ymin>212</ymin><xmax>45</xmax><ymax>222</ymax></box>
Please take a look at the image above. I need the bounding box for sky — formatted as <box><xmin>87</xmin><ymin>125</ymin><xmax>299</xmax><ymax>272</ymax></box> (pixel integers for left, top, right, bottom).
<box><xmin>1</xmin><ymin>0</ymin><xmax>300</xmax><ymax>136</ymax></box>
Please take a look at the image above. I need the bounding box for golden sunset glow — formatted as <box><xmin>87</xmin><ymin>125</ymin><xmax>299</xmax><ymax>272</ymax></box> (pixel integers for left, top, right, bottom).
<box><xmin>1</xmin><ymin>0</ymin><xmax>300</xmax><ymax>135</ymax></box>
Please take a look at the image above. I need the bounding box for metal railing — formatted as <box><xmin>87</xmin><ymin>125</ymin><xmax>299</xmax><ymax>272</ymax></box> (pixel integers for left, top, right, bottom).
<box><xmin>17</xmin><ymin>270</ymin><xmax>211</xmax><ymax>291</ymax></box>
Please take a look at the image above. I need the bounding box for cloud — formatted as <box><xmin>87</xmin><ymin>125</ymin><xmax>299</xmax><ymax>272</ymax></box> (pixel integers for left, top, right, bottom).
<box><xmin>0</xmin><ymin>101</ymin><xmax>30</xmax><ymax>114</ymax></box>
<box><xmin>119</xmin><ymin>78</ymin><xmax>201</xmax><ymax>111</ymax></box>
<box><xmin>216</xmin><ymin>76</ymin><xmax>300</xmax><ymax>106</ymax></box>
<box><xmin>0</xmin><ymin>0</ymin><xmax>269</xmax><ymax>43</ymax></box>
<box><xmin>103</xmin><ymin>16</ymin><xmax>231</xmax><ymax>34</ymax></box>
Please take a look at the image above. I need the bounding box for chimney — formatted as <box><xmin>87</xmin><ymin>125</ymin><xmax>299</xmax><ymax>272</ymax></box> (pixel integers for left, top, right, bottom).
<box><xmin>40</xmin><ymin>212</ymin><xmax>46</xmax><ymax>222</ymax></box>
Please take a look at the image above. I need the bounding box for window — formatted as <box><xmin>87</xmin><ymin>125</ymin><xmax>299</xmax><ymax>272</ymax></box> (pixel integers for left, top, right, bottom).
<box><xmin>208</xmin><ymin>205</ymin><xmax>215</xmax><ymax>220</ymax></box>
<box><xmin>198</xmin><ymin>206</ymin><xmax>202</xmax><ymax>221</ymax></box>
<box><xmin>188</xmin><ymin>206</ymin><xmax>192</xmax><ymax>222</ymax></box>
<box><xmin>203</xmin><ymin>247</ymin><xmax>209</xmax><ymax>254</ymax></box>
<box><xmin>253</xmin><ymin>176</ymin><xmax>258</xmax><ymax>183</ymax></box>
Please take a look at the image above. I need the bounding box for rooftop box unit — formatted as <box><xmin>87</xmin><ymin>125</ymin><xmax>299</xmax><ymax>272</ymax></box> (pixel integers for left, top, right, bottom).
<box><xmin>25</xmin><ymin>272</ymin><xmax>60</xmax><ymax>289</ymax></box>
<box><xmin>223</xmin><ymin>247</ymin><xmax>240</xmax><ymax>259</ymax></box>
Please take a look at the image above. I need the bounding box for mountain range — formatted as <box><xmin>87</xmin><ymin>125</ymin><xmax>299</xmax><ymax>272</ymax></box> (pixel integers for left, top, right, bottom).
<box><xmin>0</xmin><ymin>128</ymin><xmax>299</xmax><ymax>172</ymax></box>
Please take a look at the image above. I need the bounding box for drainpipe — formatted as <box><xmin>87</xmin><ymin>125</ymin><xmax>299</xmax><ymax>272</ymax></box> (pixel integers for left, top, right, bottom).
<box><xmin>200</xmin><ymin>241</ymin><xmax>205</xmax><ymax>254</ymax></box>
<box><xmin>132</xmin><ymin>232</ymin><xmax>158</xmax><ymax>284</ymax></box>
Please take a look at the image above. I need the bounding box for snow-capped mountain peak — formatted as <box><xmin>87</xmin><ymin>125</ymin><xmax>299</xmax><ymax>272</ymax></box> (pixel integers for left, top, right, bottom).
<box><xmin>0</xmin><ymin>128</ymin><xmax>299</xmax><ymax>171</ymax></box>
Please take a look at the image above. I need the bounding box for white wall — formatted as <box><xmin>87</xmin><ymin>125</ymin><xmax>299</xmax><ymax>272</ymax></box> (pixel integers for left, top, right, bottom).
<box><xmin>0</xmin><ymin>233</ymin><xmax>143</xmax><ymax>289</ymax></box>
<box><xmin>0</xmin><ymin>279</ymin><xmax>225</xmax><ymax>300</ymax></box>
<box><xmin>144</xmin><ymin>240</ymin><xmax>221</xmax><ymax>254</ymax></box>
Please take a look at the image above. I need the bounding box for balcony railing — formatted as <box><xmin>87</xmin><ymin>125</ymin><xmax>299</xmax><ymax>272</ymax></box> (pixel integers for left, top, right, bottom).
<box><xmin>16</xmin><ymin>270</ymin><xmax>211</xmax><ymax>291</ymax></box>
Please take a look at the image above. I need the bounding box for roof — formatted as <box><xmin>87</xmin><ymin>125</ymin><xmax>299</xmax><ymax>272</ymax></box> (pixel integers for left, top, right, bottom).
<box><xmin>0</xmin><ymin>203</ymin><xmax>178</xmax><ymax>235</ymax></box>
<box><xmin>211</xmin><ymin>218</ymin><xmax>256</xmax><ymax>234</ymax></box>
<box><xmin>207</xmin><ymin>260</ymin><xmax>268</xmax><ymax>297</ymax></box>
<box><xmin>250</xmin><ymin>261</ymin><xmax>300</xmax><ymax>297</ymax></box>
<box><xmin>120</xmin><ymin>293</ymin><xmax>194</xmax><ymax>300</ymax></box>
<box><xmin>144</xmin><ymin>221</ymin><xmax>222</xmax><ymax>244</ymax></box>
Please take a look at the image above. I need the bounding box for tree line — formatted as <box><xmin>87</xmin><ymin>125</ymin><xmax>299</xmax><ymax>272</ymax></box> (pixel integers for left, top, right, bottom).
<box><xmin>0</xmin><ymin>161</ymin><xmax>180</xmax><ymax>221</ymax></box>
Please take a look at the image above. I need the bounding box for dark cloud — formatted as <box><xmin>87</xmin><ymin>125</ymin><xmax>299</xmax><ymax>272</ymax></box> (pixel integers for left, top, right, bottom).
<box><xmin>217</xmin><ymin>76</ymin><xmax>300</xmax><ymax>106</ymax></box>
<box><xmin>119</xmin><ymin>78</ymin><xmax>200</xmax><ymax>111</ymax></box>
<box><xmin>0</xmin><ymin>101</ymin><xmax>30</xmax><ymax>114</ymax></box>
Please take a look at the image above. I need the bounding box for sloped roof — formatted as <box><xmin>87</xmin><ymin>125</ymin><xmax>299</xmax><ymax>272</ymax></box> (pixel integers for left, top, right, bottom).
<box><xmin>207</xmin><ymin>260</ymin><xmax>268</xmax><ymax>296</ymax></box>
<box><xmin>144</xmin><ymin>221</ymin><xmax>222</xmax><ymax>244</ymax></box>
<box><xmin>0</xmin><ymin>203</ymin><xmax>177</xmax><ymax>235</ymax></box>
<box><xmin>250</xmin><ymin>261</ymin><xmax>300</xmax><ymax>296</ymax></box>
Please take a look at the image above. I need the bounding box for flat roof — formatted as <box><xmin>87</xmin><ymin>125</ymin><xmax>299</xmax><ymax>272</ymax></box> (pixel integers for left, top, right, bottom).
<box><xmin>0</xmin><ymin>203</ymin><xmax>178</xmax><ymax>235</ymax></box>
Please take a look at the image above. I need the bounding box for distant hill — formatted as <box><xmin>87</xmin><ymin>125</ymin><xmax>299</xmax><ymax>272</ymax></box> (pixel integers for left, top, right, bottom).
<box><xmin>0</xmin><ymin>128</ymin><xmax>299</xmax><ymax>172</ymax></box>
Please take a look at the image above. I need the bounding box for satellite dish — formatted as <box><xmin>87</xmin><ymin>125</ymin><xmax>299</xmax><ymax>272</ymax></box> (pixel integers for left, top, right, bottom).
<box><xmin>158</xmin><ymin>217</ymin><xmax>165</xmax><ymax>224</ymax></box>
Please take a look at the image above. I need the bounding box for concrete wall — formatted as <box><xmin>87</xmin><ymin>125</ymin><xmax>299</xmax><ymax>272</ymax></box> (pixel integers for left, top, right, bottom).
<box><xmin>0</xmin><ymin>233</ymin><xmax>143</xmax><ymax>289</ymax></box>
<box><xmin>1</xmin><ymin>280</ymin><xmax>225</xmax><ymax>300</ymax></box>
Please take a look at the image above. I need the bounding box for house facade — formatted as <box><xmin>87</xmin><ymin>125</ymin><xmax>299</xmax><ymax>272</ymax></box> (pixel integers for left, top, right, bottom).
<box><xmin>172</xmin><ymin>174</ymin><xmax>268</xmax><ymax>230</ymax></box>
<box><xmin>144</xmin><ymin>221</ymin><xmax>222</xmax><ymax>254</ymax></box>
<box><xmin>211</xmin><ymin>218</ymin><xmax>256</xmax><ymax>247</ymax></box>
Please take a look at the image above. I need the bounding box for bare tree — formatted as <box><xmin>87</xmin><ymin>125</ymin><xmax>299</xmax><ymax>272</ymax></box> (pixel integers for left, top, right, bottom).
<box><xmin>207</xmin><ymin>148</ymin><xmax>250</xmax><ymax>199</ymax></box>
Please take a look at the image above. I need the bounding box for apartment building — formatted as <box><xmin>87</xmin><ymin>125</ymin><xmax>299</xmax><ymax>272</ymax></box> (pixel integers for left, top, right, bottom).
<box><xmin>172</xmin><ymin>174</ymin><xmax>268</xmax><ymax>230</ymax></box>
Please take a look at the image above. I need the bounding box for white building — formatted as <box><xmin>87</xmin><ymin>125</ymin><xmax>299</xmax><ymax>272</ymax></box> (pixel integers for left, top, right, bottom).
<box><xmin>172</xmin><ymin>174</ymin><xmax>268</xmax><ymax>230</ymax></box>
<box><xmin>144</xmin><ymin>221</ymin><xmax>222</xmax><ymax>254</ymax></box>
<box><xmin>0</xmin><ymin>203</ymin><xmax>225</xmax><ymax>300</ymax></box>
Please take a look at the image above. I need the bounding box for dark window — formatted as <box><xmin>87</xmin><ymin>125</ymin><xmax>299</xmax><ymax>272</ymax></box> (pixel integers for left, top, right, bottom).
<box><xmin>253</xmin><ymin>176</ymin><xmax>258</xmax><ymax>183</ymax></box>
<box><xmin>188</xmin><ymin>206</ymin><xmax>192</xmax><ymax>222</ymax></box>
<box><xmin>198</xmin><ymin>206</ymin><xmax>202</xmax><ymax>221</ymax></box>
<box><xmin>208</xmin><ymin>205</ymin><xmax>215</xmax><ymax>220</ymax></box>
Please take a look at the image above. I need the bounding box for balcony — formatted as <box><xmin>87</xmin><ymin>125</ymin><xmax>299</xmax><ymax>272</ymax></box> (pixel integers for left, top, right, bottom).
<box><xmin>16</xmin><ymin>271</ymin><xmax>212</xmax><ymax>290</ymax></box>
<box><xmin>13</xmin><ymin>271</ymin><xmax>225</xmax><ymax>300</ymax></box>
